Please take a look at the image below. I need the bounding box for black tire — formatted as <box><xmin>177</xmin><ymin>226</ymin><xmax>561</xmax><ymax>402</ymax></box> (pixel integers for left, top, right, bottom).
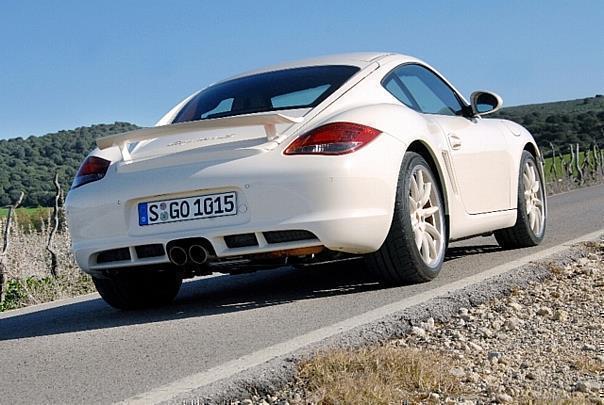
<box><xmin>495</xmin><ymin>151</ymin><xmax>547</xmax><ymax>249</ymax></box>
<box><xmin>367</xmin><ymin>152</ymin><xmax>447</xmax><ymax>284</ymax></box>
<box><xmin>92</xmin><ymin>270</ymin><xmax>182</xmax><ymax>310</ymax></box>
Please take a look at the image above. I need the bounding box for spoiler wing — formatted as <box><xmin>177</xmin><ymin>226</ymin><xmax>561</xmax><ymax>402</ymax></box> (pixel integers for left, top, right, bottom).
<box><xmin>96</xmin><ymin>113</ymin><xmax>304</xmax><ymax>161</ymax></box>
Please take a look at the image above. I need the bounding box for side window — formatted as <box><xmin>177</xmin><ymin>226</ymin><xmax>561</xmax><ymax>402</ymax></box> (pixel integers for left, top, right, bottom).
<box><xmin>383</xmin><ymin>76</ymin><xmax>416</xmax><ymax>109</ymax></box>
<box><xmin>387</xmin><ymin>64</ymin><xmax>464</xmax><ymax>116</ymax></box>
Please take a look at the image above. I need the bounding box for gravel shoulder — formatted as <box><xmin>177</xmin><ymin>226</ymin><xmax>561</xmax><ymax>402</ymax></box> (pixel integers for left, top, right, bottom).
<box><xmin>389</xmin><ymin>240</ymin><xmax>604</xmax><ymax>403</ymax></box>
<box><xmin>186</xmin><ymin>239</ymin><xmax>604</xmax><ymax>404</ymax></box>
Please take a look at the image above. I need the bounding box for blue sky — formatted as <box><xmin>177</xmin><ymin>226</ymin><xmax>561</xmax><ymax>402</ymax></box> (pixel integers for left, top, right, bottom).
<box><xmin>1</xmin><ymin>0</ymin><xmax>603</xmax><ymax>139</ymax></box>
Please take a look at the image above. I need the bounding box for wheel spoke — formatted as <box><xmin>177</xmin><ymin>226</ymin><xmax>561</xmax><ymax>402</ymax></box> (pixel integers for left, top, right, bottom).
<box><xmin>422</xmin><ymin>206</ymin><xmax>439</xmax><ymax>217</ymax></box>
<box><xmin>533</xmin><ymin>207</ymin><xmax>541</xmax><ymax>233</ymax></box>
<box><xmin>419</xmin><ymin>181</ymin><xmax>432</xmax><ymax>207</ymax></box>
<box><xmin>411</xmin><ymin>176</ymin><xmax>419</xmax><ymax>201</ymax></box>
<box><xmin>534</xmin><ymin>204</ymin><xmax>543</xmax><ymax>224</ymax></box>
<box><xmin>425</xmin><ymin>222</ymin><xmax>441</xmax><ymax>241</ymax></box>
<box><xmin>532</xmin><ymin>179</ymin><xmax>540</xmax><ymax>193</ymax></box>
<box><xmin>528</xmin><ymin>164</ymin><xmax>536</xmax><ymax>184</ymax></box>
<box><xmin>523</xmin><ymin>172</ymin><xmax>531</xmax><ymax>190</ymax></box>
<box><xmin>417</xmin><ymin>169</ymin><xmax>425</xmax><ymax>192</ymax></box>
<box><xmin>414</xmin><ymin>228</ymin><xmax>423</xmax><ymax>250</ymax></box>
<box><xmin>529</xmin><ymin>208</ymin><xmax>536</xmax><ymax>230</ymax></box>
<box><xmin>421</xmin><ymin>234</ymin><xmax>431</xmax><ymax>261</ymax></box>
<box><xmin>409</xmin><ymin>195</ymin><xmax>417</xmax><ymax>209</ymax></box>
<box><xmin>427</xmin><ymin>233</ymin><xmax>437</xmax><ymax>259</ymax></box>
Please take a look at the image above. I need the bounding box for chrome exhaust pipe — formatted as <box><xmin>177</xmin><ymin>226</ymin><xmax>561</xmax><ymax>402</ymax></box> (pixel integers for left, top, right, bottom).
<box><xmin>168</xmin><ymin>246</ymin><xmax>188</xmax><ymax>266</ymax></box>
<box><xmin>188</xmin><ymin>244</ymin><xmax>208</xmax><ymax>265</ymax></box>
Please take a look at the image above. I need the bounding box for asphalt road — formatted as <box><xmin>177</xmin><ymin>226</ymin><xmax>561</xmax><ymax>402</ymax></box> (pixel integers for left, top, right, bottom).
<box><xmin>1</xmin><ymin>184</ymin><xmax>602</xmax><ymax>404</ymax></box>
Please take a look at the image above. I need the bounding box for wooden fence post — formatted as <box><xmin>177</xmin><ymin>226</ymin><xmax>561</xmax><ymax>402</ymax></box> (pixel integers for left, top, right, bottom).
<box><xmin>0</xmin><ymin>192</ymin><xmax>25</xmax><ymax>304</ymax></box>
<box><xmin>589</xmin><ymin>144</ymin><xmax>597</xmax><ymax>178</ymax></box>
<box><xmin>567</xmin><ymin>144</ymin><xmax>575</xmax><ymax>181</ymax></box>
<box><xmin>594</xmin><ymin>143</ymin><xmax>604</xmax><ymax>177</ymax></box>
<box><xmin>548</xmin><ymin>142</ymin><xmax>559</xmax><ymax>181</ymax></box>
<box><xmin>574</xmin><ymin>144</ymin><xmax>584</xmax><ymax>185</ymax></box>
<box><xmin>46</xmin><ymin>172</ymin><xmax>61</xmax><ymax>277</ymax></box>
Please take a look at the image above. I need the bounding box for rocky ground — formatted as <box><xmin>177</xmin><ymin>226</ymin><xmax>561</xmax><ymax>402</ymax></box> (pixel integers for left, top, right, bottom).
<box><xmin>223</xmin><ymin>240</ymin><xmax>604</xmax><ymax>404</ymax></box>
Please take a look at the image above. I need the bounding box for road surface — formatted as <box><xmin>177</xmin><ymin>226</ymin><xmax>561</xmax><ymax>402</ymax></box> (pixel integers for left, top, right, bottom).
<box><xmin>1</xmin><ymin>184</ymin><xmax>602</xmax><ymax>404</ymax></box>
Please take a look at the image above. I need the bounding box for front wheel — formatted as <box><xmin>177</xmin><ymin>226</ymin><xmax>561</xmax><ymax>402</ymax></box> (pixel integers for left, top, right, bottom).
<box><xmin>92</xmin><ymin>270</ymin><xmax>182</xmax><ymax>310</ymax></box>
<box><xmin>495</xmin><ymin>151</ymin><xmax>546</xmax><ymax>249</ymax></box>
<box><xmin>367</xmin><ymin>152</ymin><xmax>447</xmax><ymax>284</ymax></box>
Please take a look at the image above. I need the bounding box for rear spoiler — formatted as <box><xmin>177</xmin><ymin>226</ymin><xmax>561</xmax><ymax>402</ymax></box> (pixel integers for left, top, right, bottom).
<box><xmin>96</xmin><ymin>113</ymin><xmax>303</xmax><ymax>161</ymax></box>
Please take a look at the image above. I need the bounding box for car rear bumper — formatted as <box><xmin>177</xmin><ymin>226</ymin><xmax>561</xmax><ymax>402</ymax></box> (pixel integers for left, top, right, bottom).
<box><xmin>65</xmin><ymin>134</ymin><xmax>405</xmax><ymax>273</ymax></box>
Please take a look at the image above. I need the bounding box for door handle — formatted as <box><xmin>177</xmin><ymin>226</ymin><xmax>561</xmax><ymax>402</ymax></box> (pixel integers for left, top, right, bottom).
<box><xmin>448</xmin><ymin>134</ymin><xmax>462</xmax><ymax>150</ymax></box>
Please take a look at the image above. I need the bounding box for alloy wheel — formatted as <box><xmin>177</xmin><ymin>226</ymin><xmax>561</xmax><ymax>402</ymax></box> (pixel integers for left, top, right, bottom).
<box><xmin>408</xmin><ymin>166</ymin><xmax>444</xmax><ymax>266</ymax></box>
<box><xmin>522</xmin><ymin>160</ymin><xmax>545</xmax><ymax>237</ymax></box>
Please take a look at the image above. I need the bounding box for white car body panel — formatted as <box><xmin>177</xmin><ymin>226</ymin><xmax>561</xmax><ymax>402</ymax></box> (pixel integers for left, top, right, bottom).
<box><xmin>68</xmin><ymin>133</ymin><xmax>404</xmax><ymax>271</ymax></box>
<box><xmin>428</xmin><ymin>114</ymin><xmax>513</xmax><ymax>214</ymax></box>
<box><xmin>65</xmin><ymin>52</ymin><xmax>541</xmax><ymax>274</ymax></box>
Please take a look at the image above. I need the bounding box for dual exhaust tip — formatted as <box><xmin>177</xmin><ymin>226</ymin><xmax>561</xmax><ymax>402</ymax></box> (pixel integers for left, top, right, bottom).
<box><xmin>168</xmin><ymin>244</ymin><xmax>209</xmax><ymax>266</ymax></box>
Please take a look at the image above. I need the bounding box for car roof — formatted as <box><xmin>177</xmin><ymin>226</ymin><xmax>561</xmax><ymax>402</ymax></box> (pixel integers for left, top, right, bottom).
<box><xmin>223</xmin><ymin>52</ymin><xmax>419</xmax><ymax>82</ymax></box>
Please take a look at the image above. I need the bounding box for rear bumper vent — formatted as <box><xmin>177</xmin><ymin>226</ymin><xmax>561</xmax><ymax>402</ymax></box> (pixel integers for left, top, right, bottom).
<box><xmin>135</xmin><ymin>244</ymin><xmax>165</xmax><ymax>259</ymax></box>
<box><xmin>263</xmin><ymin>230</ymin><xmax>318</xmax><ymax>244</ymax></box>
<box><xmin>96</xmin><ymin>244</ymin><xmax>166</xmax><ymax>264</ymax></box>
<box><xmin>224</xmin><ymin>233</ymin><xmax>259</xmax><ymax>248</ymax></box>
<box><xmin>96</xmin><ymin>248</ymin><xmax>131</xmax><ymax>264</ymax></box>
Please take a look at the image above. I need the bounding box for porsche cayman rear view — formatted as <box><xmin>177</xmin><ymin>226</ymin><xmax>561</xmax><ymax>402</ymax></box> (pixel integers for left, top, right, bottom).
<box><xmin>65</xmin><ymin>52</ymin><xmax>546</xmax><ymax>309</ymax></box>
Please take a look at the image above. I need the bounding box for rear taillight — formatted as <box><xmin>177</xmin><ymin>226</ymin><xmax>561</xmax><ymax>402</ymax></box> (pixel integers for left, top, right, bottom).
<box><xmin>284</xmin><ymin>122</ymin><xmax>381</xmax><ymax>155</ymax></box>
<box><xmin>71</xmin><ymin>156</ymin><xmax>111</xmax><ymax>189</ymax></box>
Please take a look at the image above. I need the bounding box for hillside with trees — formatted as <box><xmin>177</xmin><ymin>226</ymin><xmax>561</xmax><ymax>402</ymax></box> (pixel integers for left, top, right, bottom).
<box><xmin>492</xmin><ymin>95</ymin><xmax>604</xmax><ymax>151</ymax></box>
<box><xmin>0</xmin><ymin>122</ymin><xmax>139</xmax><ymax>207</ymax></box>
<box><xmin>0</xmin><ymin>95</ymin><xmax>603</xmax><ymax>208</ymax></box>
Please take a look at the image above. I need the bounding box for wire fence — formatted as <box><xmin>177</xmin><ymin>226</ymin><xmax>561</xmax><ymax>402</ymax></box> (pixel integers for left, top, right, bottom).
<box><xmin>544</xmin><ymin>142</ymin><xmax>604</xmax><ymax>194</ymax></box>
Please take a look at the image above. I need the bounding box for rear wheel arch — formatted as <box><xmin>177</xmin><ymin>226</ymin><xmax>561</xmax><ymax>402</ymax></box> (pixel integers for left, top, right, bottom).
<box><xmin>523</xmin><ymin>142</ymin><xmax>539</xmax><ymax>158</ymax></box>
<box><xmin>367</xmin><ymin>151</ymin><xmax>448</xmax><ymax>284</ymax></box>
<box><xmin>406</xmin><ymin>140</ymin><xmax>450</xmax><ymax>239</ymax></box>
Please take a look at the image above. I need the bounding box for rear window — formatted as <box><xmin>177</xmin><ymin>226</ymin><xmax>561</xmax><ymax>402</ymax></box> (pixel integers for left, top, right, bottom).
<box><xmin>172</xmin><ymin>65</ymin><xmax>360</xmax><ymax>123</ymax></box>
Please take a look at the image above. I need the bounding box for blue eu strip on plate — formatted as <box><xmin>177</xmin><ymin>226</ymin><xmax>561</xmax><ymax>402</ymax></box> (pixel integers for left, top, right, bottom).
<box><xmin>138</xmin><ymin>203</ymin><xmax>148</xmax><ymax>226</ymax></box>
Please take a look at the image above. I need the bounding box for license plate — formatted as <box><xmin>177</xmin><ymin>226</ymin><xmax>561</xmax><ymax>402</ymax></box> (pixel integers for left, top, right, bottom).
<box><xmin>138</xmin><ymin>192</ymin><xmax>237</xmax><ymax>226</ymax></box>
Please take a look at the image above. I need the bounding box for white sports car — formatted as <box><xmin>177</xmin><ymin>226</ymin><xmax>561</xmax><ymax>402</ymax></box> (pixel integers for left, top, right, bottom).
<box><xmin>65</xmin><ymin>52</ymin><xmax>546</xmax><ymax>309</ymax></box>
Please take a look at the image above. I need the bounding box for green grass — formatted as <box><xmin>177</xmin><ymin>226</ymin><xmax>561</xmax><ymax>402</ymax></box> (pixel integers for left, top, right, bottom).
<box><xmin>543</xmin><ymin>152</ymin><xmax>587</xmax><ymax>180</ymax></box>
<box><xmin>0</xmin><ymin>207</ymin><xmax>52</xmax><ymax>230</ymax></box>
<box><xmin>0</xmin><ymin>206</ymin><xmax>49</xmax><ymax>218</ymax></box>
<box><xmin>0</xmin><ymin>273</ymin><xmax>95</xmax><ymax>312</ymax></box>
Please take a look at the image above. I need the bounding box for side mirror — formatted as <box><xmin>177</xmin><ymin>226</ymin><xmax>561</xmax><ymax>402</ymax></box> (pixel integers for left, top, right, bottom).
<box><xmin>470</xmin><ymin>91</ymin><xmax>503</xmax><ymax>116</ymax></box>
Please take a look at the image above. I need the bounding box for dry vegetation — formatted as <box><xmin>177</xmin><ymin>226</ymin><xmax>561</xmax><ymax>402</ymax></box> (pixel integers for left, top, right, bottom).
<box><xmin>297</xmin><ymin>346</ymin><xmax>464</xmax><ymax>404</ymax></box>
<box><xmin>0</xmin><ymin>214</ymin><xmax>94</xmax><ymax>312</ymax></box>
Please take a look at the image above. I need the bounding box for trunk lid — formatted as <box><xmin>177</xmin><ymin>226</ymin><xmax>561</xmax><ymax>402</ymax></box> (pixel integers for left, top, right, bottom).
<box><xmin>97</xmin><ymin>110</ymin><xmax>307</xmax><ymax>172</ymax></box>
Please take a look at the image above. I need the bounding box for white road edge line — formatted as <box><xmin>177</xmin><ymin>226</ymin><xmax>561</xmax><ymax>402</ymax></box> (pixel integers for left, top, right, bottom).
<box><xmin>121</xmin><ymin>229</ymin><xmax>603</xmax><ymax>405</ymax></box>
<box><xmin>0</xmin><ymin>292</ymin><xmax>99</xmax><ymax>319</ymax></box>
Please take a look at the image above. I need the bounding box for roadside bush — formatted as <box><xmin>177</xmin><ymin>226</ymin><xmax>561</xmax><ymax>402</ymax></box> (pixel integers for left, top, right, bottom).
<box><xmin>0</xmin><ymin>217</ymin><xmax>94</xmax><ymax>312</ymax></box>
